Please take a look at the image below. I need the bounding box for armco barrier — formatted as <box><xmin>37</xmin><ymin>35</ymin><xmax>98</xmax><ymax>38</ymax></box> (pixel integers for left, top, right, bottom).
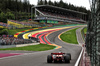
<box><xmin>75</xmin><ymin>27</ymin><xmax>85</xmax><ymax>66</ymax></box>
<box><xmin>75</xmin><ymin>27</ymin><xmax>91</xmax><ymax>66</ymax></box>
<box><xmin>0</xmin><ymin>43</ymin><xmax>39</xmax><ymax>49</ymax></box>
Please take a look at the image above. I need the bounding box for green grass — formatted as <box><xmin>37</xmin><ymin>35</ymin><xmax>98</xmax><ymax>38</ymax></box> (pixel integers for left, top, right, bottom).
<box><xmin>60</xmin><ymin>28</ymin><xmax>79</xmax><ymax>44</ymax></box>
<box><xmin>0</xmin><ymin>44</ymin><xmax>55</xmax><ymax>51</ymax></box>
<box><xmin>83</xmin><ymin>27</ymin><xmax>87</xmax><ymax>34</ymax></box>
<box><xmin>0</xmin><ymin>28</ymin><xmax>33</xmax><ymax>35</ymax></box>
<box><xmin>81</xmin><ymin>27</ymin><xmax>87</xmax><ymax>40</ymax></box>
<box><xmin>8</xmin><ymin>28</ymin><xmax>33</xmax><ymax>35</ymax></box>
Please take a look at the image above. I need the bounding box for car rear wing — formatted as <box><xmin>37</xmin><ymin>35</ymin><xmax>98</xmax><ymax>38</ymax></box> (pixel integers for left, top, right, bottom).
<box><xmin>51</xmin><ymin>53</ymin><xmax>65</xmax><ymax>55</ymax></box>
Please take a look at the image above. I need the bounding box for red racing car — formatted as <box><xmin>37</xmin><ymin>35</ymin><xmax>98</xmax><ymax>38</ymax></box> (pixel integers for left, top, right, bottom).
<box><xmin>47</xmin><ymin>52</ymin><xmax>71</xmax><ymax>63</ymax></box>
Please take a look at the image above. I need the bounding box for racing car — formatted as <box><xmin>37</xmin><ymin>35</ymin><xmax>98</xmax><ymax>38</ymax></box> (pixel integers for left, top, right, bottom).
<box><xmin>47</xmin><ymin>52</ymin><xmax>71</xmax><ymax>63</ymax></box>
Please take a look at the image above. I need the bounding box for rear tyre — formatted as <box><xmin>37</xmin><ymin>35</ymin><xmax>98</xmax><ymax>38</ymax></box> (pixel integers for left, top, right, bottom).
<box><xmin>66</xmin><ymin>53</ymin><xmax>71</xmax><ymax>60</ymax></box>
<box><xmin>47</xmin><ymin>55</ymin><xmax>52</xmax><ymax>63</ymax></box>
<box><xmin>59</xmin><ymin>60</ymin><xmax>62</xmax><ymax>63</ymax></box>
<box><xmin>64</xmin><ymin>55</ymin><xmax>70</xmax><ymax>63</ymax></box>
<box><xmin>54</xmin><ymin>60</ymin><xmax>57</xmax><ymax>63</ymax></box>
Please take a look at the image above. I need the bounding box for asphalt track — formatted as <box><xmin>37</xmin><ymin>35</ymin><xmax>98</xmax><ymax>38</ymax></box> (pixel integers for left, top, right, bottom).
<box><xmin>0</xmin><ymin>26</ymin><xmax>82</xmax><ymax>66</ymax></box>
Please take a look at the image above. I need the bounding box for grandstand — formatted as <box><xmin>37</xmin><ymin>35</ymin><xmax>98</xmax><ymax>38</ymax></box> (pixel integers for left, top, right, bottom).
<box><xmin>0</xmin><ymin>22</ymin><xmax>7</xmax><ymax>28</ymax></box>
<box><xmin>33</xmin><ymin>5</ymin><xmax>87</xmax><ymax>24</ymax></box>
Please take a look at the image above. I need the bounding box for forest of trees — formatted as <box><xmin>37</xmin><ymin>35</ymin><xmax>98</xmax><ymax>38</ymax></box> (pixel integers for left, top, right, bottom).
<box><xmin>38</xmin><ymin>0</ymin><xmax>90</xmax><ymax>13</ymax></box>
<box><xmin>0</xmin><ymin>0</ymin><xmax>90</xmax><ymax>23</ymax></box>
<box><xmin>0</xmin><ymin>0</ymin><xmax>33</xmax><ymax>23</ymax></box>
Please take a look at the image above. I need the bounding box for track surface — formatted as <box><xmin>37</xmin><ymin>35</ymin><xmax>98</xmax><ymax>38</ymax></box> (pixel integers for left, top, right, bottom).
<box><xmin>0</xmin><ymin>26</ymin><xmax>82</xmax><ymax>66</ymax></box>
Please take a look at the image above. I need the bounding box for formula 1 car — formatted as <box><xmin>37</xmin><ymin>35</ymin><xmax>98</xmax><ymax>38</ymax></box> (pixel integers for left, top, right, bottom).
<box><xmin>47</xmin><ymin>52</ymin><xmax>71</xmax><ymax>63</ymax></box>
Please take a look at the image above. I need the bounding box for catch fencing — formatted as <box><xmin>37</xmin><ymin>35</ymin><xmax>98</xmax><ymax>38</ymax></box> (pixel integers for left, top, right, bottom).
<box><xmin>85</xmin><ymin>0</ymin><xmax>100</xmax><ymax>66</ymax></box>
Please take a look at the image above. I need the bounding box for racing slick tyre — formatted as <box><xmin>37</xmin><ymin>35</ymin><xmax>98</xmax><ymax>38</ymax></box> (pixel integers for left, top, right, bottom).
<box><xmin>64</xmin><ymin>55</ymin><xmax>70</xmax><ymax>63</ymax></box>
<box><xmin>47</xmin><ymin>55</ymin><xmax>52</xmax><ymax>63</ymax></box>
<box><xmin>54</xmin><ymin>60</ymin><xmax>57</xmax><ymax>63</ymax></box>
<box><xmin>66</xmin><ymin>53</ymin><xmax>71</xmax><ymax>60</ymax></box>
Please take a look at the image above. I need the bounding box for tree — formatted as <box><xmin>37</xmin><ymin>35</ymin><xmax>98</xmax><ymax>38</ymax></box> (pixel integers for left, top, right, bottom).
<box><xmin>63</xmin><ymin>2</ymin><xmax>68</xmax><ymax>9</ymax></box>
<box><xmin>54</xmin><ymin>1</ymin><xmax>58</xmax><ymax>6</ymax></box>
<box><xmin>48</xmin><ymin>0</ymin><xmax>53</xmax><ymax>5</ymax></box>
<box><xmin>18</xmin><ymin>0</ymin><xmax>23</xmax><ymax>12</ymax></box>
<box><xmin>6</xmin><ymin>12</ymin><xmax>15</xmax><ymax>20</ymax></box>
<box><xmin>38</xmin><ymin>0</ymin><xmax>43</xmax><ymax>5</ymax></box>
<box><xmin>0</xmin><ymin>0</ymin><xmax>89</xmax><ymax>22</ymax></box>
<box><xmin>44</xmin><ymin>0</ymin><xmax>47</xmax><ymax>5</ymax></box>
<box><xmin>37</xmin><ymin>0</ymin><xmax>40</xmax><ymax>5</ymax></box>
<box><xmin>59</xmin><ymin>0</ymin><xmax>64</xmax><ymax>7</ymax></box>
<box><xmin>0</xmin><ymin>12</ymin><xmax>7</xmax><ymax>23</ymax></box>
<box><xmin>0</xmin><ymin>8</ymin><xmax>2</xmax><ymax>13</ymax></box>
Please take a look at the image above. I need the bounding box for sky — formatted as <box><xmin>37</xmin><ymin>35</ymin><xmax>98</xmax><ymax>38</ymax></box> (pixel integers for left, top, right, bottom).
<box><xmin>29</xmin><ymin>0</ymin><xmax>90</xmax><ymax>10</ymax></box>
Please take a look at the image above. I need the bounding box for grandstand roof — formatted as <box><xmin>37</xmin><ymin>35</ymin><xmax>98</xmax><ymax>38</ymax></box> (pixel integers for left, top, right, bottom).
<box><xmin>34</xmin><ymin>5</ymin><xmax>87</xmax><ymax>15</ymax></box>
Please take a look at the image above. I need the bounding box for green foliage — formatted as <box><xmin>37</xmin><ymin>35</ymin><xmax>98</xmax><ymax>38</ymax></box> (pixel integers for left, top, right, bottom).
<box><xmin>7</xmin><ymin>28</ymin><xmax>33</xmax><ymax>35</ymax></box>
<box><xmin>48</xmin><ymin>0</ymin><xmax>54</xmax><ymax>5</ymax></box>
<box><xmin>6</xmin><ymin>12</ymin><xmax>15</xmax><ymax>19</ymax></box>
<box><xmin>0</xmin><ymin>28</ymin><xmax>35</xmax><ymax>35</ymax></box>
<box><xmin>0</xmin><ymin>11</ymin><xmax>15</xmax><ymax>23</ymax></box>
<box><xmin>0</xmin><ymin>12</ymin><xmax>5</xmax><ymax>18</ymax></box>
<box><xmin>0</xmin><ymin>28</ymin><xmax>4</xmax><ymax>30</ymax></box>
<box><xmin>0</xmin><ymin>0</ymin><xmax>90</xmax><ymax>23</ymax></box>
<box><xmin>0</xmin><ymin>29</ymin><xmax>8</xmax><ymax>35</ymax></box>
<box><xmin>59</xmin><ymin>0</ymin><xmax>64</xmax><ymax>7</ymax></box>
<box><xmin>45</xmin><ymin>0</ymin><xmax>47</xmax><ymax>5</ymax></box>
<box><xmin>0</xmin><ymin>44</ymin><xmax>56</xmax><ymax>51</ymax></box>
<box><xmin>0</xmin><ymin>8</ymin><xmax>2</xmax><ymax>13</ymax></box>
<box><xmin>38</xmin><ymin>0</ymin><xmax>43</xmax><ymax>5</ymax></box>
<box><xmin>83</xmin><ymin>27</ymin><xmax>87</xmax><ymax>34</ymax></box>
<box><xmin>0</xmin><ymin>0</ymin><xmax>32</xmax><ymax>12</ymax></box>
<box><xmin>0</xmin><ymin>0</ymin><xmax>32</xmax><ymax>23</ymax></box>
<box><xmin>0</xmin><ymin>12</ymin><xmax>7</xmax><ymax>23</ymax></box>
<box><xmin>60</xmin><ymin>28</ymin><xmax>79</xmax><ymax>44</ymax></box>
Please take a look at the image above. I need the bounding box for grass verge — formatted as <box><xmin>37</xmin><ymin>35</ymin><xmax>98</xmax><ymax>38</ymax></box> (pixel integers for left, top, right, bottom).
<box><xmin>60</xmin><ymin>28</ymin><xmax>79</xmax><ymax>44</ymax></box>
<box><xmin>83</xmin><ymin>27</ymin><xmax>87</xmax><ymax>34</ymax></box>
<box><xmin>8</xmin><ymin>28</ymin><xmax>33</xmax><ymax>35</ymax></box>
<box><xmin>0</xmin><ymin>28</ymin><xmax>33</xmax><ymax>35</ymax></box>
<box><xmin>0</xmin><ymin>44</ymin><xmax>55</xmax><ymax>51</ymax></box>
<box><xmin>81</xmin><ymin>27</ymin><xmax>87</xmax><ymax>40</ymax></box>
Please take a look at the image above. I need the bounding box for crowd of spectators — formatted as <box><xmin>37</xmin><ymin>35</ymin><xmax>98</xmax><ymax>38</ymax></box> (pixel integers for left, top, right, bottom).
<box><xmin>8</xmin><ymin>20</ymin><xmax>46</xmax><ymax>28</ymax></box>
<box><xmin>0</xmin><ymin>19</ymin><xmax>55</xmax><ymax>29</ymax></box>
<box><xmin>0</xmin><ymin>22</ymin><xmax>8</xmax><ymax>27</ymax></box>
<box><xmin>9</xmin><ymin>20</ymin><xmax>32</xmax><ymax>26</ymax></box>
<box><xmin>0</xmin><ymin>20</ymin><xmax>45</xmax><ymax>29</ymax></box>
<box><xmin>0</xmin><ymin>35</ymin><xmax>35</xmax><ymax>45</ymax></box>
